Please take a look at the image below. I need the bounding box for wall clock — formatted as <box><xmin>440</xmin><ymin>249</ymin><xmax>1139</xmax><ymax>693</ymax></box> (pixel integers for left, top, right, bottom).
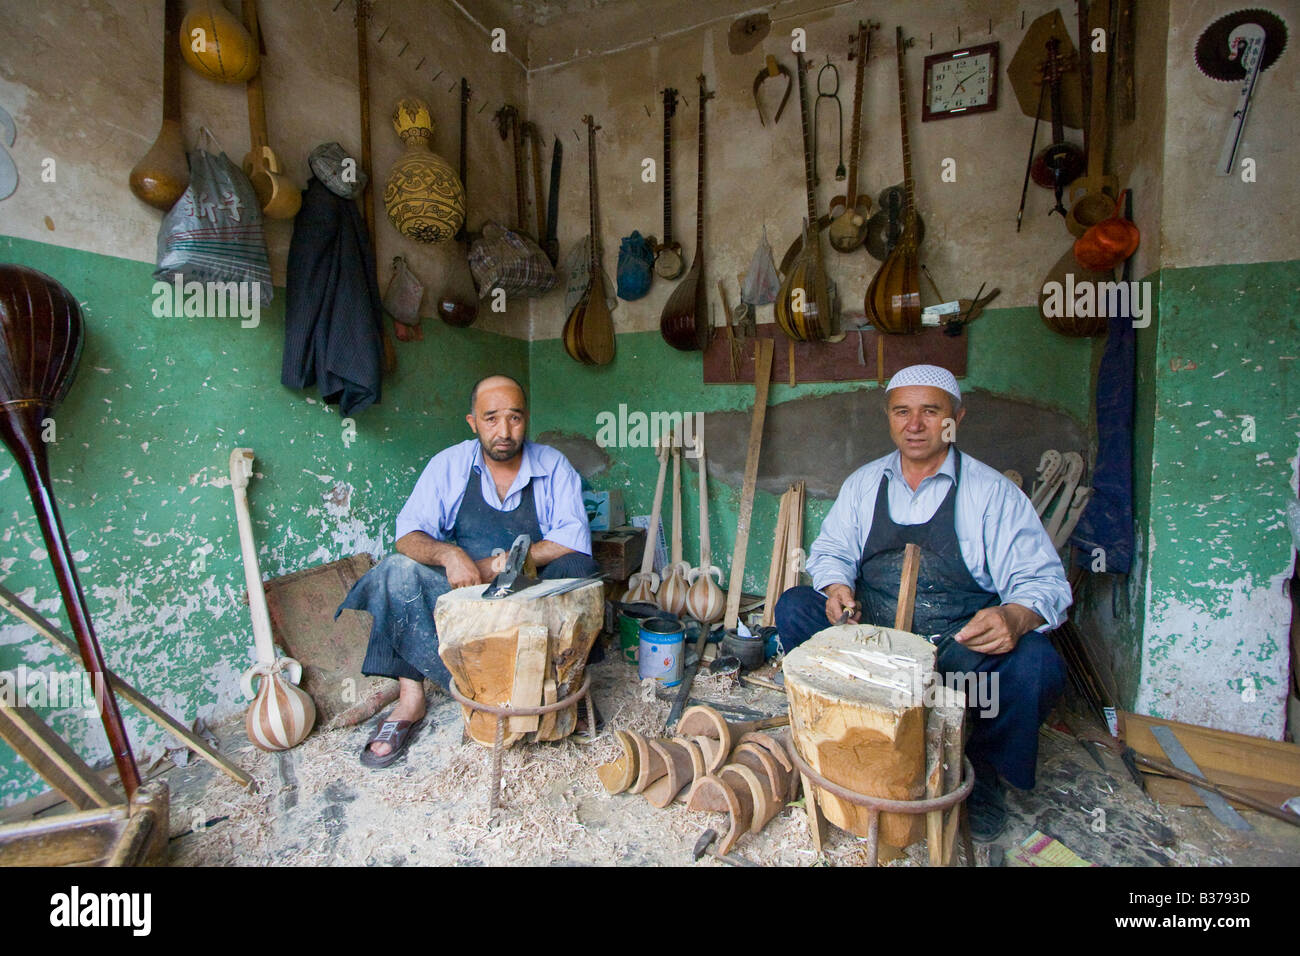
<box><xmin>922</xmin><ymin>42</ymin><xmax>999</xmax><ymax>121</ymax></box>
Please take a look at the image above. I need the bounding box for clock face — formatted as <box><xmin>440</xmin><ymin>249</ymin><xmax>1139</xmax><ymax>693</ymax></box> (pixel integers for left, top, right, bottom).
<box><xmin>923</xmin><ymin>43</ymin><xmax>999</xmax><ymax>121</ymax></box>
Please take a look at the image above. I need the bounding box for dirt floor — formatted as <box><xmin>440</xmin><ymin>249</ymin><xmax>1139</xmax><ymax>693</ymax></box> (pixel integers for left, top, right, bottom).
<box><xmin>130</xmin><ymin>652</ymin><xmax>1300</xmax><ymax>867</ymax></box>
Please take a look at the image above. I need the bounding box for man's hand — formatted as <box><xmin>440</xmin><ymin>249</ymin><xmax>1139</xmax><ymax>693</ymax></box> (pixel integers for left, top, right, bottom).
<box><xmin>442</xmin><ymin>547</ymin><xmax>483</xmax><ymax>589</ymax></box>
<box><xmin>474</xmin><ymin>552</ymin><xmax>509</xmax><ymax>581</ymax></box>
<box><xmin>824</xmin><ymin>584</ymin><xmax>861</xmax><ymax>625</ymax></box>
<box><xmin>954</xmin><ymin>604</ymin><xmax>1043</xmax><ymax>655</ymax></box>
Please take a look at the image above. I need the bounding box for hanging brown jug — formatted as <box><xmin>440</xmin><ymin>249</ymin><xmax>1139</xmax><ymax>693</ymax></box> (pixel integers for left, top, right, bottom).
<box><xmin>179</xmin><ymin>0</ymin><xmax>259</xmax><ymax>83</ymax></box>
<box><xmin>383</xmin><ymin>98</ymin><xmax>466</xmax><ymax>244</ymax></box>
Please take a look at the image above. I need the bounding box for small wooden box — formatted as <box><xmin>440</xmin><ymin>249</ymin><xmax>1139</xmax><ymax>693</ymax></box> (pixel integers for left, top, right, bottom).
<box><xmin>592</xmin><ymin>527</ymin><xmax>645</xmax><ymax>581</ymax></box>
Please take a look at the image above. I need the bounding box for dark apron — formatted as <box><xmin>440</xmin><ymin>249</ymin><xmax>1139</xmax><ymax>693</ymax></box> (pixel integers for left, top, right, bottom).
<box><xmin>450</xmin><ymin>465</ymin><xmax>543</xmax><ymax>560</ymax></box>
<box><xmin>857</xmin><ymin>448</ymin><xmax>999</xmax><ymax>641</ymax></box>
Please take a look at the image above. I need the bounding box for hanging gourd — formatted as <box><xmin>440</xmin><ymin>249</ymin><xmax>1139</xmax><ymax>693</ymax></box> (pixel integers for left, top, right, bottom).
<box><xmin>383</xmin><ymin>97</ymin><xmax>466</xmax><ymax>244</ymax></box>
<box><xmin>179</xmin><ymin>0</ymin><xmax>259</xmax><ymax>83</ymax></box>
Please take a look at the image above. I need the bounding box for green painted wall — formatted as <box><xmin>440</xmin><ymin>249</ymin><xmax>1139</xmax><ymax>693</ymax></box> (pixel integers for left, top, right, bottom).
<box><xmin>0</xmin><ymin>236</ymin><xmax>527</xmax><ymax>804</ymax></box>
<box><xmin>530</xmin><ymin>307</ymin><xmax>1093</xmax><ymax>599</ymax></box>
<box><xmin>1134</xmin><ymin>260</ymin><xmax>1299</xmax><ymax>737</ymax></box>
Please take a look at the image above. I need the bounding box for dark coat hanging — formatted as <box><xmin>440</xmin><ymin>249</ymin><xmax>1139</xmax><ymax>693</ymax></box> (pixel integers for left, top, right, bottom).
<box><xmin>281</xmin><ymin>177</ymin><xmax>383</xmax><ymax>415</ymax></box>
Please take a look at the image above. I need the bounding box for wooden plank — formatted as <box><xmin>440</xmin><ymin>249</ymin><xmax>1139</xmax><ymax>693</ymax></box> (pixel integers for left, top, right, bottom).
<box><xmin>0</xmin><ymin>706</ymin><xmax>119</xmax><ymax>809</ymax></box>
<box><xmin>0</xmin><ymin>584</ymin><xmax>254</xmax><ymax>789</ymax></box>
<box><xmin>1145</xmin><ymin>774</ymin><xmax>1298</xmax><ymax>811</ymax></box>
<box><xmin>507</xmin><ymin>624</ymin><xmax>549</xmax><ymax>733</ymax></box>
<box><xmin>1119</xmin><ymin>711</ymin><xmax>1300</xmax><ymax>790</ymax></box>
<box><xmin>894</xmin><ymin>543</ymin><xmax>921</xmax><ymax>632</ymax></box>
<box><xmin>761</xmin><ymin>488</ymin><xmax>791</xmax><ymax>627</ymax></box>
<box><xmin>0</xmin><ymin>806</ymin><xmax>128</xmax><ymax>867</ymax></box>
<box><xmin>703</xmin><ymin>323</ymin><xmax>968</xmax><ymax>384</ymax></box>
<box><xmin>724</xmin><ymin>338</ymin><xmax>775</xmax><ymax>631</ymax></box>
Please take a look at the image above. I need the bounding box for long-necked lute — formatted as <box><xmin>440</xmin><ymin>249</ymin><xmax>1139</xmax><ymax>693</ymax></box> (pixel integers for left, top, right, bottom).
<box><xmin>660</xmin><ymin>74</ymin><xmax>714</xmax><ymax>352</ymax></box>
<box><xmin>828</xmin><ymin>21</ymin><xmax>877</xmax><ymax>253</ymax></box>
<box><xmin>776</xmin><ymin>52</ymin><xmax>833</xmax><ymax>342</ymax></box>
<box><xmin>865</xmin><ymin>28</ymin><xmax>922</xmax><ymax>335</ymax></box>
<box><xmin>653</xmin><ymin>87</ymin><xmax>684</xmax><ymax>280</ymax></box>
<box><xmin>562</xmin><ymin>115</ymin><xmax>615</xmax><ymax>365</ymax></box>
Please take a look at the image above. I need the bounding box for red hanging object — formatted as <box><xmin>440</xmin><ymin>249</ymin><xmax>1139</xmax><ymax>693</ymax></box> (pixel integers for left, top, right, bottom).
<box><xmin>1074</xmin><ymin>189</ymin><xmax>1140</xmax><ymax>271</ymax></box>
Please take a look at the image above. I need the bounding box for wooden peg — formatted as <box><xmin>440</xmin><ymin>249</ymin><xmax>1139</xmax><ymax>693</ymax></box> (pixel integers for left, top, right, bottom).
<box><xmin>766</xmin><ymin>53</ymin><xmax>779</xmax><ymax>76</ymax></box>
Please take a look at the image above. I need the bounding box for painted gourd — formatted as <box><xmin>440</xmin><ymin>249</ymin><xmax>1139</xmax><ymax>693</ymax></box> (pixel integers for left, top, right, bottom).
<box><xmin>383</xmin><ymin>98</ymin><xmax>466</xmax><ymax>244</ymax></box>
<box><xmin>242</xmin><ymin>657</ymin><xmax>316</xmax><ymax>752</ymax></box>
<box><xmin>180</xmin><ymin>0</ymin><xmax>259</xmax><ymax>83</ymax></box>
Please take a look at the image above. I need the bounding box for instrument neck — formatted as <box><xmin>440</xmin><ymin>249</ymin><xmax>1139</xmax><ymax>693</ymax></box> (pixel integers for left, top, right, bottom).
<box><xmin>587</xmin><ymin>121</ymin><xmax>599</xmax><ymax>271</ymax></box>
<box><xmin>796</xmin><ymin>53</ymin><xmax>817</xmax><ymax>225</ymax></box>
<box><xmin>895</xmin><ymin>29</ymin><xmax>916</xmax><ymax>229</ymax></box>
<box><xmin>695</xmin><ymin>80</ymin><xmax>708</xmax><ymax>255</ymax></box>
<box><xmin>845</xmin><ymin>23</ymin><xmax>869</xmax><ymax>200</ymax></box>
<box><xmin>163</xmin><ymin>0</ymin><xmax>183</xmax><ymax>122</ymax></box>
<box><xmin>662</xmin><ymin>96</ymin><xmax>673</xmax><ymax>241</ymax></box>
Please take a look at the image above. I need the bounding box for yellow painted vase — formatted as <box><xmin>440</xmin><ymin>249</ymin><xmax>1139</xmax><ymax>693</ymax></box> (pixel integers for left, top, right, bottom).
<box><xmin>383</xmin><ymin>98</ymin><xmax>465</xmax><ymax>244</ymax></box>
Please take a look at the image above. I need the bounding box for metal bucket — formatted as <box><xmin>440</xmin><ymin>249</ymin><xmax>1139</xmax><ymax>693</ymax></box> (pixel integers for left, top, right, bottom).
<box><xmin>638</xmin><ymin>617</ymin><xmax>685</xmax><ymax>688</ymax></box>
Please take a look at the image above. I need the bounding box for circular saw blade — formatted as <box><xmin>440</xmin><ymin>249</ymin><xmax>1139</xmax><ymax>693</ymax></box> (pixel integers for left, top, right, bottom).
<box><xmin>1195</xmin><ymin>7</ymin><xmax>1288</xmax><ymax>80</ymax></box>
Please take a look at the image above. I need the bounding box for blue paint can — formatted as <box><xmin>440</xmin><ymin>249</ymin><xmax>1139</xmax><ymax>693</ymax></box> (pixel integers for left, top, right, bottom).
<box><xmin>638</xmin><ymin>617</ymin><xmax>685</xmax><ymax>688</ymax></box>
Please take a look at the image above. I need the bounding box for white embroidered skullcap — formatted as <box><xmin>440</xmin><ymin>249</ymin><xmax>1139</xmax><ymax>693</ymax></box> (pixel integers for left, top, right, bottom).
<box><xmin>884</xmin><ymin>364</ymin><xmax>961</xmax><ymax>402</ymax></box>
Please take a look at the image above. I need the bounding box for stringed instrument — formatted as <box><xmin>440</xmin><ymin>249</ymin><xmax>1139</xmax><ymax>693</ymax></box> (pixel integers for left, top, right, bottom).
<box><xmin>1030</xmin><ymin>37</ymin><xmax>1084</xmax><ymax>217</ymax></box>
<box><xmin>624</xmin><ymin>437</ymin><xmax>671</xmax><ymax>604</ymax></box>
<box><xmin>864</xmin><ymin>28</ymin><xmax>922</xmax><ymax>336</ymax></box>
<box><xmin>828</xmin><ymin>21</ymin><xmax>877</xmax><ymax>253</ymax></box>
<box><xmin>130</xmin><ymin>0</ymin><xmax>189</xmax><ymax>211</ymax></box>
<box><xmin>659</xmin><ymin>75</ymin><xmax>714</xmax><ymax>352</ymax></box>
<box><xmin>657</xmin><ymin>437</ymin><xmax>690</xmax><ymax>617</ymax></box>
<box><xmin>653</xmin><ymin>88</ymin><xmax>685</xmax><ymax>280</ymax></box>
<box><xmin>685</xmin><ymin>427</ymin><xmax>724</xmax><ymax>625</ymax></box>
<box><xmin>240</xmin><ymin>0</ymin><xmax>300</xmax><ymax>220</ymax></box>
<box><xmin>438</xmin><ymin>77</ymin><xmax>477</xmax><ymax>328</ymax></box>
<box><xmin>775</xmin><ymin>52</ymin><xmax>833</xmax><ymax>342</ymax></box>
<box><xmin>522</xmin><ymin>121</ymin><xmax>547</xmax><ymax>247</ymax></box>
<box><xmin>562</xmin><ymin>116</ymin><xmax>615</xmax><ymax>366</ymax></box>
<box><xmin>1065</xmin><ymin>0</ymin><xmax>1118</xmax><ymax>237</ymax></box>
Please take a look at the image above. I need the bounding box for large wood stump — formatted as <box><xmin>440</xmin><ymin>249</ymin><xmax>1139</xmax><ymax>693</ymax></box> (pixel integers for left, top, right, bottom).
<box><xmin>784</xmin><ymin>624</ymin><xmax>936</xmax><ymax>850</ymax></box>
<box><xmin>435</xmin><ymin>580</ymin><xmax>603</xmax><ymax>747</ymax></box>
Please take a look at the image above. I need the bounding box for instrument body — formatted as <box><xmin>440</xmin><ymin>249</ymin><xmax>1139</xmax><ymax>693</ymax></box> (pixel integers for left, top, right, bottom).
<box><xmin>776</xmin><ymin>53</ymin><xmax>833</xmax><ymax>342</ymax></box>
<box><xmin>130</xmin><ymin>0</ymin><xmax>189</xmax><ymax>211</ymax></box>
<box><xmin>685</xmin><ymin>430</ymin><xmax>724</xmax><ymax>625</ymax></box>
<box><xmin>659</xmin><ymin>76</ymin><xmax>714</xmax><ymax>352</ymax></box>
<box><xmin>658</xmin><ymin>440</ymin><xmax>690</xmax><ymax>616</ymax></box>
<box><xmin>865</xmin><ymin>29</ymin><xmax>922</xmax><ymax>336</ymax></box>
<box><xmin>653</xmin><ymin>88</ymin><xmax>685</xmax><ymax>280</ymax></box>
<box><xmin>1065</xmin><ymin>0</ymin><xmax>1118</xmax><ymax>237</ymax></box>
<box><xmin>828</xmin><ymin>22</ymin><xmax>876</xmax><ymax>254</ymax></box>
<box><xmin>180</xmin><ymin>0</ymin><xmax>259</xmax><ymax>83</ymax></box>
<box><xmin>562</xmin><ymin>116</ymin><xmax>615</xmax><ymax>365</ymax></box>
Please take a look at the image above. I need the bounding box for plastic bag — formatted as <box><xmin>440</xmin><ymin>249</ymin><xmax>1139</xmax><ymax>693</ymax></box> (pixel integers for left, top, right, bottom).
<box><xmin>468</xmin><ymin>220</ymin><xmax>556</xmax><ymax>299</ymax></box>
<box><xmin>382</xmin><ymin>256</ymin><xmax>424</xmax><ymax>325</ymax></box>
<box><xmin>740</xmin><ymin>225</ymin><xmax>781</xmax><ymax>306</ymax></box>
<box><xmin>616</xmin><ymin>230</ymin><xmax>653</xmax><ymax>301</ymax></box>
<box><xmin>154</xmin><ymin>128</ymin><xmax>272</xmax><ymax>305</ymax></box>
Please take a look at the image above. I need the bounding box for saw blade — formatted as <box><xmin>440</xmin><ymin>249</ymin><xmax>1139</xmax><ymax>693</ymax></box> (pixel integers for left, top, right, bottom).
<box><xmin>1195</xmin><ymin>8</ymin><xmax>1287</xmax><ymax>80</ymax></box>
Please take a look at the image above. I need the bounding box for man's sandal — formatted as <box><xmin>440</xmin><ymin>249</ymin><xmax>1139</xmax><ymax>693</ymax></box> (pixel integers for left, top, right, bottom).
<box><xmin>360</xmin><ymin>716</ymin><xmax>424</xmax><ymax>769</ymax></box>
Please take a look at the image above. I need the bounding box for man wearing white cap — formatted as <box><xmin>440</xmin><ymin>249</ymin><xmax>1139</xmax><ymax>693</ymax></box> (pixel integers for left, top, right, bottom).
<box><xmin>774</xmin><ymin>364</ymin><xmax>1071</xmax><ymax>841</ymax></box>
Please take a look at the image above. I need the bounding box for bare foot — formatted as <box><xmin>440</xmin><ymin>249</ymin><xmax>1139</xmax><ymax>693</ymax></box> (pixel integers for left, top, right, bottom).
<box><xmin>368</xmin><ymin>678</ymin><xmax>427</xmax><ymax>757</ymax></box>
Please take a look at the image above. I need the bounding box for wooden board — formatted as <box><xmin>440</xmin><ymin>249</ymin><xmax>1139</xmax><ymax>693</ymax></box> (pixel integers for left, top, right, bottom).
<box><xmin>704</xmin><ymin>323</ymin><xmax>967</xmax><ymax>384</ymax></box>
<box><xmin>1119</xmin><ymin>711</ymin><xmax>1300</xmax><ymax>791</ymax></box>
<box><xmin>507</xmin><ymin>624</ymin><xmax>548</xmax><ymax>733</ymax></box>
<box><xmin>0</xmin><ymin>705</ymin><xmax>119</xmax><ymax>810</ymax></box>
<box><xmin>262</xmin><ymin>553</ymin><xmax>398</xmax><ymax>729</ymax></box>
<box><xmin>1144</xmin><ymin>774</ymin><xmax>1298</xmax><ymax>812</ymax></box>
<box><xmin>785</xmin><ymin>623</ymin><xmax>937</xmax><ymax>848</ymax></box>
<box><xmin>435</xmin><ymin>580</ymin><xmax>603</xmax><ymax>746</ymax></box>
<box><xmin>724</xmin><ymin>338</ymin><xmax>774</xmax><ymax>630</ymax></box>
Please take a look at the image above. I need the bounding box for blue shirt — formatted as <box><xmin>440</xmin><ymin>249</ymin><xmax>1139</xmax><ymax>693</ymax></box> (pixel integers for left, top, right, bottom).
<box><xmin>395</xmin><ymin>439</ymin><xmax>592</xmax><ymax>556</ymax></box>
<box><xmin>805</xmin><ymin>447</ymin><xmax>1072</xmax><ymax>630</ymax></box>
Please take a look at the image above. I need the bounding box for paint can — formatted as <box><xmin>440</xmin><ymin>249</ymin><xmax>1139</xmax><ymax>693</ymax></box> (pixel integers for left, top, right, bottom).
<box><xmin>617</xmin><ymin>603</ymin><xmax>672</xmax><ymax>664</ymax></box>
<box><xmin>638</xmin><ymin>617</ymin><xmax>685</xmax><ymax>687</ymax></box>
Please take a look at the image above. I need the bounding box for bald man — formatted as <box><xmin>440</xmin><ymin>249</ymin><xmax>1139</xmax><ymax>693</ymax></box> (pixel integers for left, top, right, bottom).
<box><xmin>773</xmin><ymin>365</ymin><xmax>1071</xmax><ymax>841</ymax></box>
<box><xmin>337</xmin><ymin>375</ymin><xmax>599</xmax><ymax>767</ymax></box>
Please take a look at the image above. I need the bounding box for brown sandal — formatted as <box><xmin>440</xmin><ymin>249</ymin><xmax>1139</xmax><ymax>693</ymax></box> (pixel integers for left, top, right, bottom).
<box><xmin>360</xmin><ymin>716</ymin><xmax>424</xmax><ymax>769</ymax></box>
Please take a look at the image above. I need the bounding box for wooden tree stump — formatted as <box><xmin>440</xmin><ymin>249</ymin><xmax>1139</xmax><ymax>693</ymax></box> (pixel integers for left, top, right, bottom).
<box><xmin>784</xmin><ymin>624</ymin><xmax>937</xmax><ymax>850</ymax></box>
<box><xmin>435</xmin><ymin>580</ymin><xmax>603</xmax><ymax>747</ymax></box>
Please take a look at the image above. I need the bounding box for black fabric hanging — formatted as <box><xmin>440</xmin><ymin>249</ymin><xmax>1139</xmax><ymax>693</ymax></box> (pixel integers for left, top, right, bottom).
<box><xmin>281</xmin><ymin>178</ymin><xmax>383</xmax><ymax>416</ymax></box>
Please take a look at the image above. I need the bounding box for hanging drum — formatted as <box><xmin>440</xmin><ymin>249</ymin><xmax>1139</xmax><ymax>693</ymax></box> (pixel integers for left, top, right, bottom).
<box><xmin>383</xmin><ymin>97</ymin><xmax>466</xmax><ymax>244</ymax></box>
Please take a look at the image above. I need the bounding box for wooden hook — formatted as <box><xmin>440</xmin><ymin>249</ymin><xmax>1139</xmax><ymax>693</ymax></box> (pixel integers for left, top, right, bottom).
<box><xmin>766</xmin><ymin>53</ymin><xmax>779</xmax><ymax>76</ymax></box>
<box><xmin>397</xmin><ymin>40</ymin><xmax>409</xmax><ymax>57</ymax></box>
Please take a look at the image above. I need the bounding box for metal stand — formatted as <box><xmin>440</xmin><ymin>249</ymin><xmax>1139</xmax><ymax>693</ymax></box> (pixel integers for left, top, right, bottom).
<box><xmin>784</xmin><ymin>732</ymin><xmax>977</xmax><ymax>867</ymax></box>
<box><xmin>447</xmin><ymin>674</ymin><xmax>596</xmax><ymax>810</ymax></box>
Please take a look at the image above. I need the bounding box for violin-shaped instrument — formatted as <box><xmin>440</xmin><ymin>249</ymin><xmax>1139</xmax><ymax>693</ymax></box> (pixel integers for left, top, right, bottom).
<box><xmin>240</xmin><ymin>0</ymin><xmax>300</xmax><ymax>219</ymax></box>
<box><xmin>827</xmin><ymin>21</ymin><xmax>877</xmax><ymax>254</ymax></box>
<box><xmin>623</xmin><ymin>437</ymin><xmax>670</xmax><ymax>604</ymax></box>
<box><xmin>659</xmin><ymin>75</ymin><xmax>714</xmax><ymax>352</ymax></box>
<box><xmin>1029</xmin><ymin>37</ymin><xmax>1085</xmax><ymax>218</ymax></box>
<box><xmin>562</xmin><ymin>116</ymin><xmax>616</xmax><ymax>365</ymax></box>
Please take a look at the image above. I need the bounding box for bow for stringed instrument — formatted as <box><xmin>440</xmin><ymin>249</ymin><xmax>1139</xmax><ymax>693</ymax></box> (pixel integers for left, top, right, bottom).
<box><xmin>562</xmin><ymin>115</ymin><xmax>615</xmax><ymax>366</ymax></box>
<box><xmin>659</xmin><ymin>75</ymin><xmax>714</xmax><ymax>352</ymax></box>
<box><xmin>776</xmin><ymin>52</ymin><xmax>834</xmax><ymax>342</ymax></box>
<box><xmin>865</xmin><ymin>28</ymin><xmax>922</xmax><ymax>336</ymax></box>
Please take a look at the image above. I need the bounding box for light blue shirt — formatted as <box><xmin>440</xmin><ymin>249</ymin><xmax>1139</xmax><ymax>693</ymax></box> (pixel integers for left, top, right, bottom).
<box><xmin>806</xmin><ymin>447</ymin><xmax>1071</xmax><ymax>630</ymax></box>
<box><xmin>395</xmin><ymin>439</ymin><xmax>592</xmax><ymax>556</ymax></box>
